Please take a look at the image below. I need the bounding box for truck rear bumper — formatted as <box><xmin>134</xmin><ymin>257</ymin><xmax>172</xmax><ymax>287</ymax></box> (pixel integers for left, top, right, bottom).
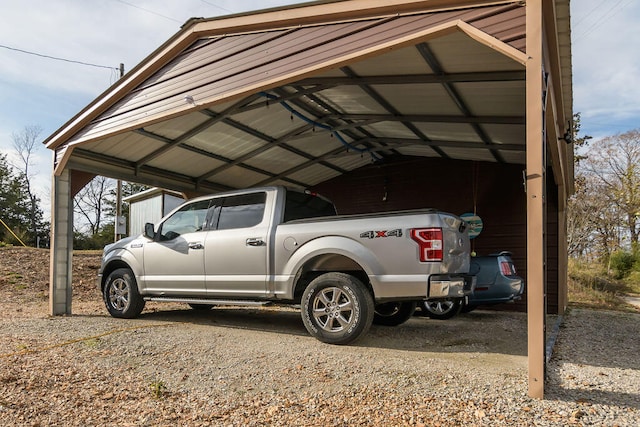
<box><xmin>369</xmin><ymin>274</ymin><xmax>474</xmax><ymax>301</ymax></box>
<box><xmin>427</xmin><ymin>274</ymin><xmax>475</xmax><ymax>299</ymax></box>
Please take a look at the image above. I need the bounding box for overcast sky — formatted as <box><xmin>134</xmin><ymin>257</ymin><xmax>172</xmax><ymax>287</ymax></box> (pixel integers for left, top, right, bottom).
<box><xmin>0</xmin><ymin>0</ymin><xmax>638</xmax><ymax>219</ymax></box>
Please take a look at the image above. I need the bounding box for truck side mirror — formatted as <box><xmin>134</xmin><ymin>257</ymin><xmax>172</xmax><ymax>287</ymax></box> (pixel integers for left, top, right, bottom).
<box><xmin>144</xmin><ymin>223</ymin><xmax>156</xmax><ymax>240</ymax></box>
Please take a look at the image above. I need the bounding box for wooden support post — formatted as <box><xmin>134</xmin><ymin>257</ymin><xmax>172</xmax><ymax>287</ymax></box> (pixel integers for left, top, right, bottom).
<box><xmin>49</xmin><ymin>168</ymin><xmax>74</xmax><ymax>315</ymax></box>
<box><xmin>526</xmin><ymin>0</ymin><xmax>546</xmax><ymax>399</ymax></box>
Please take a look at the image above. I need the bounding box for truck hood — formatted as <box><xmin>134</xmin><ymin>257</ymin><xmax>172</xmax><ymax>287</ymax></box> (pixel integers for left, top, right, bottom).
<box><xmin>103</xmin><ymin>235</ymin><xmax>142</xmax><ymax>254</ymax></box>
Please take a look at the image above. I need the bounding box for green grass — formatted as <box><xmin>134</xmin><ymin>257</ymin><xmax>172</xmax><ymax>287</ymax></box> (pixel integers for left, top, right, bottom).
<box><xmin>568</xmin><ymin>258</ymin><xmax>640</xmax><ymax>312</ymax></box>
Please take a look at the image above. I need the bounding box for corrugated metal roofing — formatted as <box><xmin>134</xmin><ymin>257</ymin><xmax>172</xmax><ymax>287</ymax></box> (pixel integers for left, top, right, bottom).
<box><xmin>44</xmin><ymin>0</ymin><xmax>571</xmax><ymax>196</ymax></box>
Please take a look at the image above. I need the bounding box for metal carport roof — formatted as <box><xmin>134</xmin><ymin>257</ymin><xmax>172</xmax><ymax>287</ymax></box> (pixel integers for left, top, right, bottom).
<box><xmin>44</xmin><ymin>0</ymin><xmax>570</xmax><ymax>196</ymax></box>
<box><xmin>45</xmin><ymin>0</ymin><xmax>573</xmax><ymax>400</ymax></box>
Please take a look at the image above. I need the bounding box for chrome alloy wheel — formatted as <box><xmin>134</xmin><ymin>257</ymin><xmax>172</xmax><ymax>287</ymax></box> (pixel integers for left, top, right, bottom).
<box><xmin>311</xmin><ymin>286</ymin><xmax>354</xmax><ymax>332</ymax></box>
<box><xmin>107</xmin><ymin>277</ymin><xmax>130</xmax><ymax>311</ymax></box>
<box><xmin>425</xmin><ymin>299</ymin><xmax>456</xmax><ymax>315</ymax></box>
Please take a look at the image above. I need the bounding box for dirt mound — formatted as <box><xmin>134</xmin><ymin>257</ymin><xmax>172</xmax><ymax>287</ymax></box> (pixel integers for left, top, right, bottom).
<box><xmin>0</xmin><ymin>246</ymin><xmax>102</xmax><ymax>304</ymax></box>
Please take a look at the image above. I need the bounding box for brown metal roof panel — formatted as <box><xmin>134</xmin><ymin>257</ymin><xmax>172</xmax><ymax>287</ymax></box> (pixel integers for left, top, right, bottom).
<box><xmin>470</xmin><ymin>5</ymin><xmax>525</xmax><ymax>50</ymax></box>
<box><xmin>108</xmin><ymin>7</ymin><xmax>499</xmax><ymax>117</ymax></box>
<box><xmin>66</xmin><ymin>5</ymin><xmax>520</xmax><ymax>146</ymax></box>
<box><xmin>141</xmin><ymin>31</ymin><xmax>291</xmax><ymax>88</ymax></box>
<box><xmin>111</xmin><ymin>21</ymin><xmax>372</xmax><ymax>117</ymax></box>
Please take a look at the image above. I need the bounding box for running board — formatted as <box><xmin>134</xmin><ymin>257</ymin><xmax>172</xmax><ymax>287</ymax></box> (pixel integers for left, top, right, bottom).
<box><xmin>144</xmin><ymin>297</ymin><xmax>271</xmax><ymax>307</ymax></box>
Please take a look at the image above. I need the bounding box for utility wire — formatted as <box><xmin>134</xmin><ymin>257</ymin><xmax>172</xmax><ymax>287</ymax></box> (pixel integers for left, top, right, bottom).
<box><xmin>0</xmin><ymin>44</ymin><xmax>119</xmax><ymax>70</ymax></box>
<box><xmin>200</xmin><ymin>0</ymin><xmax>235</xmax><ymax>14</ymax></box>
<box><xmin>574</xmin><ymin>0</ymin><xmax>634</xmax><ymax>42</ymax></box>
<box><xmin>112</xmin><ymin>0</ymin><xmax>182</xmax><ymax>23</ymax></box>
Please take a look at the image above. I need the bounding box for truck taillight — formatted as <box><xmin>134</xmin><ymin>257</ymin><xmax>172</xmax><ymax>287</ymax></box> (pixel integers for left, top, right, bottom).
<box><xmin>410</xmin><ymin>228</ymin><xmax>443</xmax><ymax>262</ymax></box>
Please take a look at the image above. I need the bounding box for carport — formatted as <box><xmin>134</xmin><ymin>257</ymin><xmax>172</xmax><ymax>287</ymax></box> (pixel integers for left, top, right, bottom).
<box><xmin>44</xmin><ymin>0</ymin><xmax>572</xmax><ymax>398</ymax></box>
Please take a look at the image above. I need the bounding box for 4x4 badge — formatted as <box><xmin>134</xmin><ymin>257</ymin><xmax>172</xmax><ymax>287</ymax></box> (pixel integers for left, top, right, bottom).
<box><xmin>360</xmin><ymin>229</ymin><xmax>403</xmax><ymax>239</ymax></box>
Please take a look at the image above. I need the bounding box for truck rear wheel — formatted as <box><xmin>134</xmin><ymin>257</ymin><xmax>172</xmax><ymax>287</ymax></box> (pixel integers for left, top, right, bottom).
<box><xmin>420</xmin><ymin>298</ymin><xmax>463</xmax><ymax>320</ymax></box>
<box><xmin>301</xmin><ymin>272</ymin><xmax>374</xmax><ymax>345</ymax></box>
<box><xmin>373</xmin><ymin>301</ymin><xmax>417</xmax><ymax>326</ymax></box>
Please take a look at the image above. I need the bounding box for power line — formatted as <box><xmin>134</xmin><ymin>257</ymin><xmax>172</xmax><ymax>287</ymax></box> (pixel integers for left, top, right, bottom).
<box><xmin>112</xmin><ymin>0</ymin><xmax>182</xmax><ymax>23</ymax></box>
<box><xmin>200</xmin><ymin>0</ymin><xmax>235</xmax><ymax>14</ymax></box>
<box><xmin>0</xmin><ymin>44</ymin><xmax>119</xmax><ymax>70</ymax></box>
<box><xmin>574</xmin><ymin>0</ymin><xmax>635</xmax><ymax>42</ymax></box>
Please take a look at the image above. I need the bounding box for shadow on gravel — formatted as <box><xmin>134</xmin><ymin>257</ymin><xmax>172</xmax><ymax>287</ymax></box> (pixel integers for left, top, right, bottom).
<box><xmin>134</xmin><ymin>305</ymin><xmax>528</xmax><ymax>357</ymax></box>
<box><xmin>546</xmin><ymin>386</ymin><xmax>640</xmax><ymax>410</ymax></box>
<box><xmin>545</xmin><ymin>309</ymin><xmax>640</xmax><ymax>409</ymax></box>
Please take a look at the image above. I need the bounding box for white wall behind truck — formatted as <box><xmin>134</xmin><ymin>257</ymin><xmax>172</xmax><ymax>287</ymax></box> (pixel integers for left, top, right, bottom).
<box><xmin>125</xmin><ymin>189</ymin><xmax>185</xmax><ymax>236</ymax></box>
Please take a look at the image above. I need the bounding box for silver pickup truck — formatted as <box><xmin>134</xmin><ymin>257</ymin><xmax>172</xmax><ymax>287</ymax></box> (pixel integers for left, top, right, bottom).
<box><xmin>97</xmin><ymin>186</ymin><xmax>473</xmax><ymax>344</ymax></box>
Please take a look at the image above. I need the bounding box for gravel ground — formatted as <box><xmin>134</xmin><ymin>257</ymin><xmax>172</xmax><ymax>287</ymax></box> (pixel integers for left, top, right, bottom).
<box><xmin>1</xmin><ymin>248</ymin><xmax>639</xmax><ymax>426</ymax></box>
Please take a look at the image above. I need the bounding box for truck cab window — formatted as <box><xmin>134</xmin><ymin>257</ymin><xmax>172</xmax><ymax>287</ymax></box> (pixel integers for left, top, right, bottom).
<box><xmin>284</xmin><ymin>189</ymin><xmax>337</xmax><ymax>222</ymax></box>
<box><xmin>216</xmin><ymin>192</ymin><xmax>266</xmax><ymax>230</ymax></box>
<box><xmin>158</xmin><ymin>200</ymin><xmax>211</xmax><ymax>241</ymax></box>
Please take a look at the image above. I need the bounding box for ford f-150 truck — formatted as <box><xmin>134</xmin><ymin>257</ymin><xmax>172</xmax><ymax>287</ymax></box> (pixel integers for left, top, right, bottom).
<box><xmin>97</xmin><ymin>186</ymin><xmax>473</xmax><ymax>344</ymax></box>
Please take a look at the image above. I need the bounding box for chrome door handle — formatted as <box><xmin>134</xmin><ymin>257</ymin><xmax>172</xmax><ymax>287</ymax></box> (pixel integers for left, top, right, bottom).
<box><xmin>188</xmin><ymin>242</ymin><xmax>204</xmax><ymax>250</ymax></box>
<box><xmin>246</xmin><ymin>238</ymin><xmax>265</xmax><ymax>247</ymax></box>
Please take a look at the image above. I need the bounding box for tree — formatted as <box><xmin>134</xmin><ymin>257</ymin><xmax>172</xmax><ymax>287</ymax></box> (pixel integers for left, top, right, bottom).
<box><xmin>0</xmin><ymin>154</ymin><xmax>31</xmax><ymax>244</ymax></box>
<box><xmin>11</xmin><ymin>125</ymin><xmax>47</xmax><ymax>245</ymax></box>
<box><xmin>582</xmin><ymin>129</ymin><xmax>640</xmax><ymax>248</ymax></box>
<box><xmin>74</xmin><ymin>176</ymin><xmax>115</xmax><ymax>236</ymax></box>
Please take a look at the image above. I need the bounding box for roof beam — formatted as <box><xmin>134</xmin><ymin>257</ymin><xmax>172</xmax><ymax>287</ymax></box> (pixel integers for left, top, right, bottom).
<box><xmin>333</xmin><ymin>113</ymin><xmax>525</xmax><ymax>125</ymax></box>
<box><xmin>134</xmin><ymin>94</ymin><xmax>262</xmax><ymax>172</ymax></box>
<box><xmin>416</xmin><ymin>42</ymin><xmax>505</xmax><ymax>162</ymax></box>
<box><xmin>295</xmin><ymin>71</ymin><xmax>525</xmax><ymax>86</ymax></box>
<box><xmin>363</xmin><ymin>137</ymin><xmax>524</xmax><ymax>152</ymax></box>
<box><xmin>340</xmin><ymin>66</ymin><xmax>449</xmax><ymax>158</ymax></box>
<box><xmin>132</xmin><ymin>126</ymin><xmax>311</xmax><ymax>189</ymax></box>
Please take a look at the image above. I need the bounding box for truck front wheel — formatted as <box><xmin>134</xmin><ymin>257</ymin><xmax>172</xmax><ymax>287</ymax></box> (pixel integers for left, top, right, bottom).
<box><xmin>103</xmin><ymin>268</ymin><xmax>145</xmax><ymax>319</ymax></box>
<box><xmin>301</xmin><ymin>272</ymin><xmax>374</xmax><ymax>345</ymax></box>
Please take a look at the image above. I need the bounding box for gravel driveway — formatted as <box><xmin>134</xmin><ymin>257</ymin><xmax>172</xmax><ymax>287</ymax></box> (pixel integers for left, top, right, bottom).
<box><xmin>1</xmin><ymin>294</ymin><xmax>638</xmax><ymax>426</ymax></box>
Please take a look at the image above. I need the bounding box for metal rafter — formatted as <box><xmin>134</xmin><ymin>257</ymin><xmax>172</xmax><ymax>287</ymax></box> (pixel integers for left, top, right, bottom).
<box><xmin>128</xmin><ymin>127</ymin><xmax>310</xmax><ymax>189</ymax></box>
<box><xmin>416</xmin><ymin>42</ymin><xmax>505</xmax><ymax>162</ymax></box>
<box><xmin>295</xmin><ymin>71</ymin><xmax>525</xmax><ymax>86</ymax></box>
<box><xmin>134</xmin><ymin>93</ymin><xmax>262</xmax><ymax>172</ymax></box>
<box><xmin>279</xmin><ymin>86</ymin><xmax>394</xmax><ymax>158</ymax></box>
<box><xmin>339</xmin><ymin>66</ymin><xmax>449</xmax><ymax>158</ymax></box>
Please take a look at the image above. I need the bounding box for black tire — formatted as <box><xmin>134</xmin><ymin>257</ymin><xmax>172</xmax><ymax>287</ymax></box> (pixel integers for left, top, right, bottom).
<box><xmin>103</xmin><ymin>268</ymin><xmax>145</xmax><ymax>319</ymax></box>
<box><xmin>421</xmin><ymin>298</ymin><xmax>463</xmax><ymax>320</ymax></box>
<box><xmin>460</xmin><ymin>303</ymin><xmax>478</xmax><ymax>313</ymax></box>
<box><xmin>188</xmin><ymin>304</ymin><xmax>214</xmax><ymax>311</ymax></box>
<box><xmin>373</xmin><ymin>301</ymin><xmax>417</xmax><ymax>326</ymax></box>
<box><xmin>301</xmin><ymin>272</ymin><xmax>374</xmax><ymax>345</ymax></box>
